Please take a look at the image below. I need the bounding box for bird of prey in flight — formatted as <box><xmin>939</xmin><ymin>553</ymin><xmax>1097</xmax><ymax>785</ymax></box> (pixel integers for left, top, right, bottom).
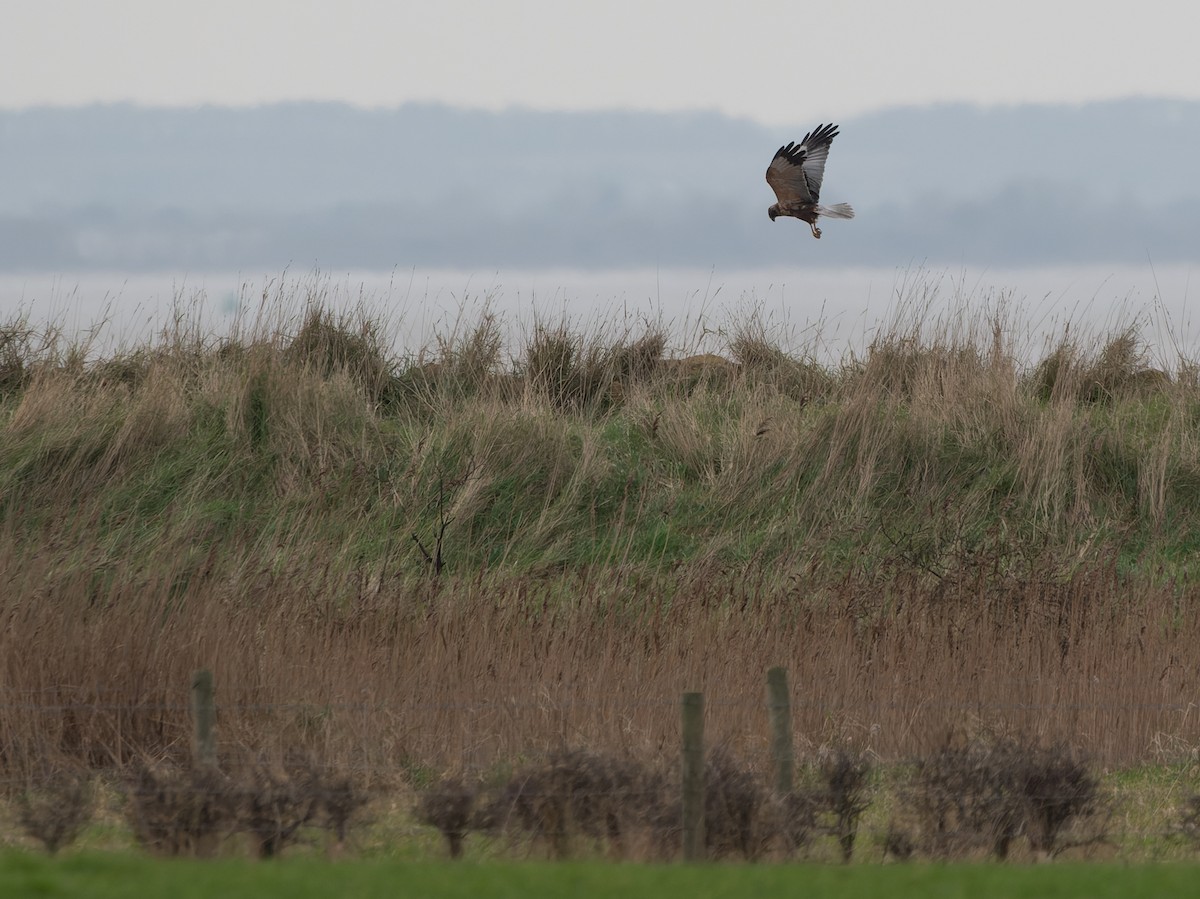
<box><xmin>766</xmin><ymin>123</ymin><xmax>854</xmax><ymax>239</ymax></box>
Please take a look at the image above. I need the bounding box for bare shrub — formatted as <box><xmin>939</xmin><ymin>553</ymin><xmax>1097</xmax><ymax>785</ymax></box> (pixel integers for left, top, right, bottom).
<box><xmin>123</xmin><ymin>761</ymin><xmax>236</xmax><ymax>856</ymax></box>
<box><xmin>417</xmin><ymin>777</ymin><xmax>477</xmax><ymax>859</ymax></box>
<box><xmin>703</xmin><ymin>747</ymin><xmax>770</xmax><ymax>860</ymax></box>
<box><xmin>817</xmin><ymin>748</ymin><xmax>872</xmax><ymax>862</ymax></box>
<box><xmin>312</xmin><ymin>769</ymin><xmax>370</xmax><ymax>849</ymax></box>
<box><xmin>629</xmin><ymin>747</ymin><xmax>805</xmax><ymax>861</ymax></box>
<box><xmin>621</xmin><ymin>766</ymin><xmax>677</xmax><ymax>859</ymax></box>
<box><xmin>773</xmin><ymin>789</ymin><xmax>819</xmax><ymax>857</ymax></box>
<box><xmin>1174</xmin><ymin>794</ymin><xmax>1200</xmax><ymax>848</ymax></box>
<box><xmin>235</xmin><ymin>757</ymin><xmax>321</xmax><ymax>858</ymax></box>
<box><xmin>881</xmin><ymin>823</ymin><xmax>916</xmax><ymax>861</ymax></box>
<box><xmin>475</xmin><ymin>748</ymin><xmax>645</xmax><ymax>858</ymax></box>
<box><xmin>904</xmin><ymin>736</ymin><xmax>1103</xmax><ymax>860</ymax></box>
<box><xmin>903</xmin><ymin>735</ymin><xmax>1027</xmax><ymax>858</ymax></box>
<box><xmin>1018</xmin><ymin>744</ymin><xmax>1102</xmax><ymax>857</ymax></box>
<box><xmin>125</xmin><ymin>754</ymin><xmax>364</xmax><ymax>859</ymax></box>
<box><xmin>15</xmin><ymin>768</ymin><xmax>94</xmax><ymax>855</ymax></box>
<box><xmin>471</xmin><ymin>746</ymin><xmax>795</xmax><ymax>862</ymax></box>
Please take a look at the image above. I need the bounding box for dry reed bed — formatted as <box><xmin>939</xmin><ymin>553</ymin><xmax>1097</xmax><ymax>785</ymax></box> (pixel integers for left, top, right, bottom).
<box><xmin>3</xmin><ymin>565</ymin><xmax>1198</xmax><ymax>779</ymax></box>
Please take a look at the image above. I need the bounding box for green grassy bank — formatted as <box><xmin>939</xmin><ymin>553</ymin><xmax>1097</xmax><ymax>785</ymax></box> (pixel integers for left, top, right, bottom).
<box><xmin>3</xmin><ymin>853</ymin><xmax>1198</xmax><ymax>899</ymax></box>
<box><xmin>4</xmin><ymin>293</ymin><xmax>1200</xmax><ymax>603</ymax></box>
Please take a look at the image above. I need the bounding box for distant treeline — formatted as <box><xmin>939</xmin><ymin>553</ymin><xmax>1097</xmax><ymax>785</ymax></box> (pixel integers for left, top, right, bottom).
<box><xmin>2</xmin><ymin>98</ymin><xmax>1198</xmax><ymax>270</ymax></box>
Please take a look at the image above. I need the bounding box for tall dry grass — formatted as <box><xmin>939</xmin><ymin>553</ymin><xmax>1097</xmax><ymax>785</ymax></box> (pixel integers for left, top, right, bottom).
<box><xmin>2</xmin><ymin>557</ymin><xmax>1199</xmax><ymax>778</ymax></box>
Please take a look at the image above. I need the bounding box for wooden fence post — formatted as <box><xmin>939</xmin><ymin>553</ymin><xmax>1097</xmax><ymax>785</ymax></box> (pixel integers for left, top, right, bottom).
<box><xmin>681</xmin><ymin>691</ymin><xmax>705</xmax><ymax>862</ymax></box>
<box><xmin>766</xmin><ymin>666</ymin><xmax>794</xmax><ymax>795</ymax></box>
<box><xmin>191</xmin><ymin>669</ymin><xmax>216</xmax><ymax>768</ymax></box>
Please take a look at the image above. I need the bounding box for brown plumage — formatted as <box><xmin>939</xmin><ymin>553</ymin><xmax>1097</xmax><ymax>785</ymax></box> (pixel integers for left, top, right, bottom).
<box><xmin>766</xmin><ymin>123</ymin><xmax>854</xmax><ymax>239</ymax></box>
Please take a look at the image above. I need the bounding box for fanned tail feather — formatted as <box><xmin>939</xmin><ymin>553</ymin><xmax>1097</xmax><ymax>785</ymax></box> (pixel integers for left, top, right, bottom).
<box><xmin>817</xmin><ymin>203</ymin><xmax>854</xmax><ymax>220</ymax></box>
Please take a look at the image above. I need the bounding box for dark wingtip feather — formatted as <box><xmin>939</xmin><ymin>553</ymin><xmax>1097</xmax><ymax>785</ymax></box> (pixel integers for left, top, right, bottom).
<box><xmin>773</xmin><ymin>124</ymin><xmax>842</xmax><ymax>166</ymax></box>
<box><xmin>774</xmin><ymin>141</ymin><xmax>806</xmax><ymax>166</ymax></box>
<box><xmin>798</xmin><ymin>123</ymin><xmax>841</xmax><ymax>147</ymax></box>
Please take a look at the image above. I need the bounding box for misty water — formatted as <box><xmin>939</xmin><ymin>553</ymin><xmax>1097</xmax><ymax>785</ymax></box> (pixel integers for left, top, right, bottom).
<box><xmin>2</xmin><ymin>264</ymin><xmax>1196</xmax><ymax>369</ymax></box>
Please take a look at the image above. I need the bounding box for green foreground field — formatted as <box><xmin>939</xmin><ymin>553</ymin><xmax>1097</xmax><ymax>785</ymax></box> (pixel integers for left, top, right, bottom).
<box><xmin>3</xmin><ymin>853</ymin><xmax>1199</xmax><ymax>899</ymax></box>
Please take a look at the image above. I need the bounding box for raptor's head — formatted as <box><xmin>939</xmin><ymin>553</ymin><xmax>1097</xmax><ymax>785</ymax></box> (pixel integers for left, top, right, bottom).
<box><xmin>767</xmin><ymin>204</ymin><xmax>779</xmax><ymax>222</ymax></box>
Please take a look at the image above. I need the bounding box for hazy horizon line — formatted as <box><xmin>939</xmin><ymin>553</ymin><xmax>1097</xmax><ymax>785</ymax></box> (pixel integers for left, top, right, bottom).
<box><xmin>3</xmin><ymin>92</ymin><xmax>1197</xmax><ymax>123</ymax></box>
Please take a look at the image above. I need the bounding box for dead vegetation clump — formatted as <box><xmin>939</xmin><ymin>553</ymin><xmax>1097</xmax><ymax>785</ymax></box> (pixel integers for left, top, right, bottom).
<box><xmin>1031</xmin><ymin>328</ymin><xmax>1167</xmax><ymax>404</ymax></box>
<box><xmin>0</xmin><ymin>323</ymin><xmax>33</xmax><ymax>396</ymax></box>
<box><xmin>817</xmin><ymin>747</ymin><xmax>873</xmax><ymax>862</ymax></box>
<box><xmin>122</xmin><ymin>761</ymin><xmax>237</xmax><ymax>856</ymax></box>
<box><xmin>1173</xmin><ymin>794</ymin><xmax>1200</xmax><ymax>849</ymax></box>
<box><xmin>700</xmin><ymin>746</ymin><xmax>772</xmax><ymax>860</ymax></box>
<box><xmin>472</xmin><ymin>747</ymin><xmax>646</xmax><ymax>858</ymax></box>
<box><xmin>417</xmin><ymin>777</ymin><xmax>477</xmax><ymax>858</ymax></box>
<box><xmin>119</xmin><ymin>755</ymin><xmax>367</xmax><ymax>858</ymax></box>
<box><xmin>523</xmin><ymin>327</ymin><xmax>612</xmax><ymax>411</ymax></box>
<box><xmin>235</xmin><ymin>757</ymin><xmax>321</xmax><ymax>858</ymax></box>
<box><xmin>1020</xmin><ymin>744</ymin><xmax>1104</xmax><ymax>857</ymax></box>
<box><xmin>417</xmin><ymin>745</ymin><xmax>842</xmax><ymax>863</ymax></box>
<box><xmin>897</xmin><ymin>735</ymin><xmax>1028</xmax><ymax>859</ymax></box>
<box><xmin>894</xmin><ymin>734</ymin><xmax>1104</xmax><ymax>860</ymax></box>
<box><xmin>314</xmin><ymin>768</ymin><xmax>371</xmax><ymax>849</ymax></box>
<box><xmin>282</xmin><ymin>305</ymin><xmax>395</xmax><ymax>402</ymax></box>
<box><xmin>524</xmin><ymin>326</ymin><xmax>588</xmax><ymax>410</ymax></box>
<box><xmin>14</xmin><ymin>766</ymin><xmax>95</xmax><ymax>855</ymax></box>
<box><xmin>435</xmin><ymin>310</ymin><xmax>506</xmax><ymax>387</ymax></box>
<box><xmin>392</xmin><ymin>312</ymin><xmax>515</xmax><ymax>411</ymax></box>
<box><xmin>729</xmin><ymin>325</ymin><xmax>828</xmax><ymax>402</ymax></box>
<box><xmin>659</xmin><ymin>353</ymin><xmax>740</xmax><ymax>396</ymax></box>
<box><xmin>611</xmin><ymin>328</ymin><xmax>668</xmax><ymax>386</ymax></box>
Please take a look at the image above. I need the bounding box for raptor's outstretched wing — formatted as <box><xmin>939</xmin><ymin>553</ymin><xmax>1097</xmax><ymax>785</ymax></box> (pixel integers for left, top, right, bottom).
<box><xmin>765</xmin><ymin>123</ymin><xmax>840</xmax><ymax>206</ymax></box>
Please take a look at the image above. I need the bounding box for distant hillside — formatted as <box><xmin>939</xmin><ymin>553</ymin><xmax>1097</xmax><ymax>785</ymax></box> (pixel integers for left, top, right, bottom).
<box><xmin>1</xmin><ymin>98</ymin><xmax>1197</xmax><ymax>270</ymax></box>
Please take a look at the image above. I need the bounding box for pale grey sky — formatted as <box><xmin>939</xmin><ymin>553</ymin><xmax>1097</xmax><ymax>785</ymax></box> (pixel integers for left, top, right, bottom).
<box><xmin>3</xmin><ymin>0</ymin><xmax>1195</xmax><ymax>123</ymax></box>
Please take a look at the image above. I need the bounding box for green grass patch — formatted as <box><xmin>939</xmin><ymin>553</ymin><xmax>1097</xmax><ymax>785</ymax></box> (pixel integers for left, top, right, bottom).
<box><xmin>2</xmin><ymin>853</ymin><xmax>1198</xmax><ymax>899</ymax></box>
